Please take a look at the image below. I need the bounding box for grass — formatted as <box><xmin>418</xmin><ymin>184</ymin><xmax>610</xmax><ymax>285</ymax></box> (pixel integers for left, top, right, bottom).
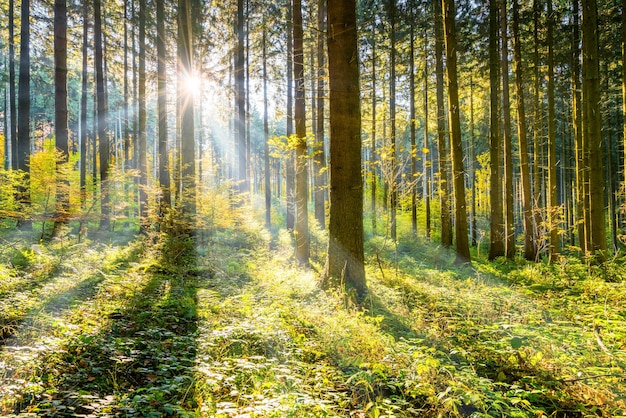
<box><xmin>0</xmin><ymin>210</ymin><xmax>625</xmax><ymax>417</ymax></box>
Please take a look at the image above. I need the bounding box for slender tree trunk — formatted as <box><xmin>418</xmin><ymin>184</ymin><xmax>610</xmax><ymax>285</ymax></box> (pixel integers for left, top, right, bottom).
<box><xmin>314</xmin><ymin>0</ymin><xmax>327</xmax><ymax>230</ymax></box>
<box><xmin>572</xmin><ymin>0</ymin><xmax>586</xmax><ymax>253</ymax></box>
<box><xmin>623</xmin><ymin>0</ymin><xmax>626</xmax><ymax>204</ymax></box>
<box><xmin>501</xmin><ymin>0</ymin><xmax>515</xmax><ymax>259</ymax></box>
<box><xmin>138</xmin><ymin>0</ymin><xmax>148</xmax><ymax>230</ymax></box>
<box><xmin>388</xmin><ymin>0</ymin><xmax>397</xmax><ymax>241</ymax></box>
<box><xmin>322</xmin><ymin>0</ymin><xmax>366</xmax><ymax>300</ymax></box>
<box><xmin>547</xmin><ymin>0</ymin><xmax>559</xmax><ymax>260</ymax></box>
<box><xmin>236</xmin><ymin>0</ymin><xmax>247</xmax><ymax>194</ymax></box>
<box><xmin>469</xmin><ymin>76</ymin><xmax>477</xmax><ymax>246</ymax></box>
<box><xmin>489</xmin><ymin>0</ymin><xmax>504</xmax><ymax>259</ymax></box>
<box><xmin>582</xmin><ymin>0</ymin><xmax>607</xmax><ymax>259</ymax></box>
<box><xmin>443</xmin><ymin>0</ymin><xmax>470</xmax><ymax>262</ymax></box>
<box><xmin>80</xmin><ymin>3</ymin><xmax>89</xmax><ymax>206</ymax></box>
<box><xmin>409</xmin><ymin>7</ymin><xmax>417</xmax><ymax>235</ymax></box>
<box><xmin>286</xmin><ymin>2</ymin><xmax>295</xmax><ymax>231</ymax></box>
<box><xmin>424</xmin><ymin>30</ymin><xmax>431</xmax><ymax>241</ymax></box>
<box><xmin>512</xmin><ymin>0</ymin><xmax>536</xmax><ymax>260</ymax></box>
<box><xmin>533</xmin><ymin>0</ymin><xmax>544</xmax><ymax>256</ymax></box>
<box><xmin>370</xmin><ymin>21</ymin><xmax>377</xmax><ymax>233</ymax></box>
<box><xmin>157</xmin><ymin>0</ymin><xmax>170</xmax><ymax>213</ymax></box>
<box><xmin>17</xmin><ymin>0</ymin><xmax>31</xmax><ymax>224</ymax></box>
<box><xmin>293</xmin><ymin>0</ymin><xmax>310</xmax><ymax>265</ymax></box>
<box><xmin>9</xmin><ymin>0</ymin><xmax>17</xmax><ymax>170</ymax></box>
<box><xmin>179</xmin><ymin>0</ymin><xmax>196</xmax><ymax>219</ymax></box>
<box><xmin>54</xmin><ymin>0</ymin><xmax>69</xmax><ymax>231</ymax></box>
<box><xmin>94</xmin><ymin>0</ymin><xmax>109</xmax><ymax>230</ymax></box>
<box><xmin>263</xmin><ymin>20</ymin><xmax>271</xmax><ymax>228</ymax></box>
<box><xmin>433</xmin><ymin>0</ymin><xmax>452</xmax><ymax>247</ymax></box>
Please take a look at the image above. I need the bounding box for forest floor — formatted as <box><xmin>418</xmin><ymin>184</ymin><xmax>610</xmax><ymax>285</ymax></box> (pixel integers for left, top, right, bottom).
<box><xmin>0</xmin><ymin>211</ymin><xmax>625</xmax><ymax>417</ymax></box>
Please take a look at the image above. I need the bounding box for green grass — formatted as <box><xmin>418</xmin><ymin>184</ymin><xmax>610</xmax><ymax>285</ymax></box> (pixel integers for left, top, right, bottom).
<box><xmin>0</xmin><ymin>213</ymin><xmax>625</xmax><ymax>417</ymax></box>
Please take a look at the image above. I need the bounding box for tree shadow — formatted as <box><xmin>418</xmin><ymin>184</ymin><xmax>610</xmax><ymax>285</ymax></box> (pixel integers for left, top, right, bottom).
<box><xmin>7</xmin><ymin>233</ymin><xmax>202</xmax><ymax>416</ymax></box>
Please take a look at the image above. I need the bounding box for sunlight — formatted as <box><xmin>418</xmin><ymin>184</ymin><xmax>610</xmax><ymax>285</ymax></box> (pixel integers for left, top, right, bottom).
<box><xmin>180</xmin><ymin>72</ymin><xmax>201</xmax><ymax>98</ymax></box>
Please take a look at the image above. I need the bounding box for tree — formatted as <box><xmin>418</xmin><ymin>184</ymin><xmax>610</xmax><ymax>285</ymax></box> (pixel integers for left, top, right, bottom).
<box><xmin>409</xmin><ymin>2</ymin><xmax>418</xmax><ymax>235</ymax></box>
<box><xmin>286</xmin><ymin>1</ymin><xmax>295</xmax><ymax>231</ymax></box>
<box><xmin>157</xmin><ymin>0</ymin><xmax>171</xmax><ymax>213</ymax></box>
<box><xmin>433</xmin><ymin>0</ymin><xmax>452</xmax><ymax>247</ymax></box>
<box><xmin>572</xmin><ymin>0</ymin><xmax>586</xmax><ymax>253</ymax></box>
<box><xmin>293</xmin><ymin>0</ymin><xmax>310</xmax><ymax>265</ymax></box>
<box><xmin>443</xmin><ymin>0</ymin><xmax>470</xmax><ymax>262</ymax></box>
<box><xmin>322</xmin><ymin>0</ymin><xmax>366</xmax><ymax>300</ymax></box>
<box><xmin>501</xmin><ymin>0</ymin><xmax>515</xmax><ymax>259</ymax></box>
<box><xmin>236</xmin><ymin>0</ymin><xmax>247</xmax><ymax>193</ymax></box>
<box><xmin>54</xmin><ymin>0</ymin><xmax>69</xmax><ymax>231</ymax></box>
<box><xmin>387</xmin><ymin>0</ymin><xmax>397</xmax><ymax>241</ymax></box>
<box><xmin>17</xmin><ymin>0</ymin><xmax>31</xmax><ymax>221</ymax></box>
<box><xmin>488</xmin><ymin>0</ymin><xmax>504</xmax><ymax>260</ymax></box>
<box><xmin>80</xmin><ymin>2</ymin><xmax>89</xmax><ymax>206</ymax></box>
<box><xmin>512</xmin><ymin>0</ymin><xmax>536</xmax><ymax>260</ymax></box>
<box><xmin>178</xmin><ymin>0</ymin><xmax>196</xmax><ymax>218</ymax></box>
<box><xmin>8</xmin><ymin>0</ymin><xmax>17</xmax><ymax>170</ymax></box>
<box><xmin>314</xmin><ymin>0</ymin><xmax>327</xmax><ymax>230</ymax></box>
<box><xmin>262</xmin><ymin>16</ymin><xmax>271</xmax><ymax>228</ymax></box>
<box><xmin>94</xmin><ymin>0</ymin><xmax>110</xmax><ymax>230</ymax></box>
<box><xmin>547</xmin><ymin>0</ymin><xmax>558</xmax><ymax>260</ymax></box>
<box><xmin>582</xmin><ymin>0</ymin><xmax>606</xmax><ymax>259</ymax></box>
<box><xmin>138</xmin><ymin>0</ymin><xmax>148</xmax><ymax>230</ymax></box>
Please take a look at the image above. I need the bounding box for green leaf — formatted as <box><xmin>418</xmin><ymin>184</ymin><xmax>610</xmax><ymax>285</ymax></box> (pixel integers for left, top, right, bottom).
<box><xmin>510</xmin><ymin>337</ymin><xmax>523</xmax><ymax>350</ymax></box>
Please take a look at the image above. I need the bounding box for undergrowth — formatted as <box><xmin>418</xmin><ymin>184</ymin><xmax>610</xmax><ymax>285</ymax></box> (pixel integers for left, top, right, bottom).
<box><xmin>0</xmin><ymin>211</ymin><xmax>625</xmax><ymax>417</ymax></box>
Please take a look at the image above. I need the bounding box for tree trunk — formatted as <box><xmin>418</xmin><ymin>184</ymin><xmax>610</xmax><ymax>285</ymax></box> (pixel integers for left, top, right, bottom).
<box><xmin>263</xmin><ymin>20</ymin><xmax>271</xmax><ymax>228</ymax></box>
<box><xmin>488</xmin><ymin>0</ymin><xmax>504</xmax><ymax>260</ymax></box>
<box><xmin>293</xmin><ymin>0</ymin><xmax>310</xmax><ymax>265</ymax></box>
<box><xmin>443</xmin><ymin>0</ymin><xmax>470</xmax><ymax>262</ymax></box>
<box><xmin>286</xmin><ymin>2</ymin><xmax>295</xmax><ymax>231</ymax></box>
<box><xmin>388</xmin><ymin>0</ymin><xmax>397</xmax><ymax>241</ymax></box>
<box><xmin>138</xmin><ymin>0</ymin><xmax>148</xmax><ymax>230</ymax></box>
<box><xmin>179</xmin><ymin>0</ymin><xmax>196</xmax><ymax>218</ymax></box>
<box><xmin>9</xmin><ymin>0</ymin><xmax>17</xmax><ymax>170</ymax></box>
<box><xmin>512</xmin><ymin>0</ymin><xmax>536</xmax><ymax>260</ymax></box>
<box><xmin>94</xmin><ymin>0</ymin><xmax>109</xmax><ymax>230</ymax></box>
<box><xmin>322</xmin><ymin>0</ymin><xmax>366</xmax><ymax>300</ymax></box>
<box><xmin>17</xmin><ymin>0</ymin><xmax>31</xmax><ymax>225</ymax></box>
<box><xmin>433</xmin><ymin>0</ymin><xmax>452</xmax><ymax>247</ymax></box>
<box><xmin>314</xmin><ymin>0</ymin><xmax>327</xmax><ymax>230</ymax></box>
<box><xmin>572</xmin><ymin>0</ymin><xmax>586</xmax><ymax>253</ymax></box>
<box><xmin>501</xmin><ymin>0</ymin><xmax>515</xmax><ymax>259</ymax></box>
<box><xmin>54</xmin><ymin>0</ymin><xmax>69</xmax><ymax>231</ymax></box>
<box><xmin>582</xmin><ymin>0</ymin><xmax>607</xmax><ymax>259</ymax></box>
<box><xmin>533</xmin><ymin>0</ymin><xmax>544</xmax><ymax>257</ymax></box>
<box><xmin>409</xmin><ymin>6</ymin><xmax>417</xmax><ymax>235</ymax></box>
<box><xmin>157</xmin><ymin>0</ymin><xmax>170</xmax><ymax>213</ymax></box>
<box><xmin>423</xmin><ymin>29</ymin><xmax>431</xmax><ymax>241</ymax></box>
<box><xmin>236</xmin><ymin>0</ymin><xmax>247</xmax><ymax>194</ymax></box>
<box><xmin>547</xmin><ymin>0</ymin><xmax>559</xmax><ymax>260</ymax></box>
<box><xmin>370</xmin><ymin>20</ymin><xmax>377</xmax><ymax>233</ymax></box>
<box><xmin>80</xmin><ymin>2</ymin><xmax>89</xmax><ymax>206</ymax></box>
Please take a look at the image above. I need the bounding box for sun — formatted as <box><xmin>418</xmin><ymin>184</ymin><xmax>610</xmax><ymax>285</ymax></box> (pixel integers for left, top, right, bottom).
<box><xmin>180</xmin><ymin>72</ymin><xmax>201</xmax><ymax>97</ymax></box>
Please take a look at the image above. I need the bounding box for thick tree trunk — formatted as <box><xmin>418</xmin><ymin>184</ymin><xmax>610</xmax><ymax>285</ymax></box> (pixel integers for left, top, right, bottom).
<box><xmin>572</xmin><ymin>0</ymin><xmax>586</xmax><ymax>253</ymax></box>
<box><xmin>433</xmin><ymin>0</ymin><xmax>452</xmax><ymax>247</ymax></box>
<box><xmin>443</xmin><ymin>0</ymin><xmax>470</xmax><ymax>262</ymax></box>
<box><xmin>582</xmin><ymin>0</ymin><xmax>607</xmax><ymax>259</ymax></box>
<box><xmin>512</xmin><ymin>0</ymin><xmax>536</xmax><ymax>260</ymax></box>
<box><xmin>293</xmin><ymin>0</ymin><xmax>310</xmax><ymax>265</ymax></box>
<box><xmin>322</xmin><ymin>0</ymin><xmax>366</xmax><ymax>300</ymax></box>
<box><xmin>488</xmin><ymin>0</ymin><xmax>504</xmax><ymax>259</ymax></box>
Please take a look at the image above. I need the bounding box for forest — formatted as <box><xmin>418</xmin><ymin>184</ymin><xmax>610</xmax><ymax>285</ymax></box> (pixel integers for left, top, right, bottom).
<box><xmin>0</xmin><ymin>0</ymin><xmax>625</xmax><ymax>415</ymax></box>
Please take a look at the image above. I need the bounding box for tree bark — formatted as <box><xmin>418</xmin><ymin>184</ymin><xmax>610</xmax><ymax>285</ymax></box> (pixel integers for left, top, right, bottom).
<box><xmin>409</xmin><ymin>5</ymin><xmax>417</xmax><ymax>235</ymax></box>
<box><xmin>547</xmin><ymin>0</ymin><xmax>559</xmax><ymax>260</ymax></box>
<box><xmin>582</xmin><ymin>0</ymin><xmax>607</xmax><ymax>259</ymax></box>
<box><xmin>263</xmin><ymin>20</ymin><xmax>271</xmax><ymax>228</ymax></box>
<box><xmin>443</xmin><ymin>0</ymin><xmax>470</xmax><ymax>262</ymax></box>
<box><xmin>512</xmin><ymin>0</ymin><xmax>536</xmax><ymax>260</ymax></box>
<box><xmin>388</xmin><ymin>0</ymin><xmax>397</xmax><ymax>241</ymax></box>
<box><xmin>157</xmin><ymin>0</ymin><xmax>171</xmax><ymax>212</ymax></box>
<box><xmin>488</xmin><ymin>0</ymin><xmax>504</xmax><ymax>259</ymax></box>
<box><xmin>54</xmin><ymin>0</ymin><xmax>69</xmax><ymax>230</ymax></box>
<box><xmin>138</xmin><ymin>0</ymin><xmax>148</xmax><ymax>230</ymax></box>
<box><xmin>236</xmin><ymin>0</ymin><xmax>247</xmax><ymax>194</ymax></box>
<box><xmin>9</xmin><ymin>0</ymin><xmax>17</xmax><ymax>170</ymax></box>
<box><xmin>314</xmin><ymin>0</ymin><xmax>327</xmax><ymax>230</ymax></box>
<box><xmin>80</xmin><ymin>2</ymin><xmax>89</xmax><ymax>207</ymax></box>
<box><xmin>322</xmin><ymin>0</ymin><xmax>366</xmax><ymax>300</ymax></box>
<box><xmin>94</xmin><ymin>0</ymin><xmax>109</xmax><ymax>230</ymax></box>
<box><xmin>433</xmin><ymin>0</ymin><xmax>452</xmax><ymax>247</ymax></box>
<box><xmin>286</xmin><ymin>2</ymin><xmax>295</xmax><ymax>231</ymax></box>
<box><xmin>293</xmin><ymin>0</ymin><xmax>310</xmax><ymax>265</ymax></box>
<box><xmin>501</xmin><ymin>0</ymin><xmax>515</xmax><ymax>258</ymax></box>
